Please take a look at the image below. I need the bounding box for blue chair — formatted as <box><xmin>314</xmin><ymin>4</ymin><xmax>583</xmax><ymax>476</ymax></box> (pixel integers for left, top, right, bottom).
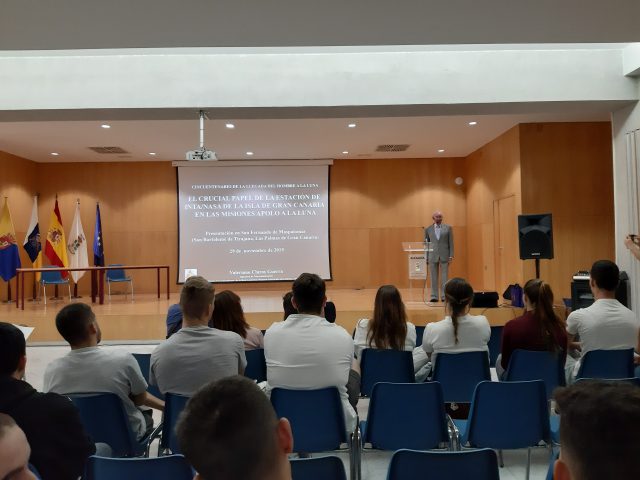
<box><xmin>84</xmin><ymin>455</ymin><xmax>193</xmax><ymax>480</ymax></box>
<box><xmin>359</xmin><ymin>349</ymin><xmax>414</xmax><ymax>397</ymax></box>
<box><xmin>415</xmin><ymin>325</ymin><xmax>425</xmax><ymax>348</ymax></box>
<box><xmin>431</xmin><ymin>351</ymin><xmax>491</xmax><ymax>403</ymax></box>
<box><xmin>245</xmin><ymin>348</ymin><xmax>267</xmax><ymax>383</ymax></box>
<box><xmin>159</xmin><ymin>393</ymin><xmax>190</xmax><ymax>455</ymax></box>
<box><xmin>503</xmin><ymin>349</ymin><xmax>565</xmax><ymax>400</ymax></box>
<box><xmin>290</xmin><ymin>456</ymin><xmax>347</xmax><ymax>480</ymax></box>
<box><xmin>132</xmin><ymin>353</ymin><xmax>165</xmax><ymax>400</ymax></box>
<box><xmin>576</xmin><ymin>348</ymin><xmax>635</xmax><ymax>380</ymax></box>
<box><xmin>270</xmin><ymin>387</ymin><xmax>358</xmax><ymax>480</ymax></box>
<box><xmin>488</xmin><ymin>326</ymin><xmax>503</xmax><ymax>368</ymax></box>
<box><xmin>39</xmin><ymin>266</ymin><xmax>71</xmax><ymax>305</ymax></box>
<box><xmin>386</xmin><ymin>448</ymin><xmax>500</xmax><ymax>480</ymax></box>
<box><xmin>453</xmin><ymin>380</ymin><xmax>550</xmax><ymax>480</ymax></box>
<box><xmin>68</xmin><ymin>393</ymin><xmax>150</xmax><ymax>457</ymax></box>
<box><xmin>361</xmin><ymin>382</ymin><xmax>449</xmax><ymax>451</ymax></box>
<box><xmin>106</xmin><ymin>264</ymin><xmax>134</xmax><ymax>300</ymax></box>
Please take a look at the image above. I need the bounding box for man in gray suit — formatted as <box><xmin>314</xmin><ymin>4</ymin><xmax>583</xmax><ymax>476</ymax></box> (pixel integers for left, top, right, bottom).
<box><xmin>425</xmin><ymin>211</ymin><xmax>454</xmax><ymax>302</ymax></box>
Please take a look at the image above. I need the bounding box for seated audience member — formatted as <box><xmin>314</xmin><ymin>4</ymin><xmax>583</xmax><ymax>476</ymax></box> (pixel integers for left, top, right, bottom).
<box><xmin>553</xmin><ymin>380</ymin><xmax>640</xmax><ymax>480</ymax></box>
<box><xmin>353</xmin><ymin>284</ymin><xmax>416</xmax><ymax>358</ymax></box>
<box><xmin>282</xmin><ymin>291</ymin><xmax>296</xmax><ymax>320</ymax></box>
<box><xmin>422</xmin><ymin>277</ymin><xmax>491</xmax><ymax>370</ymax></box>
<box><xmin>177</xmin><ymin>376</ymin><xmax>293</xmax><ymax>480</ymax></box>
<box><xmin>0</xmin><ymin>413</ymin><xmax>36</xmax><ymax>480</ymax></box>
<box><xmin>0</xmin><ymin>323</ymin><xmax>94</xmax><ymax>480</ymax></box>
<box><xmin>565</xmin><ymin>260</ymin><xmax>639</xmax><ymax>383</ymax></box>
<box><xmin>166</xmin><ymin>303</ymin><xmax>183</xmax><ymax>338</ymax></box>
<box><xmin>497</xmin><ymin>279</ymin><xmax>567</xmax><ymax>378</ymax></box>
<box><xmin>43</xmin><ymin>303</ymin><xmax>163</xmax><ymax>441</ymax></box>
<box><xmin>324</xmin><ymin>301</ymin><xmax>337</xmax><ymax>323</ymax></box>
<box><xmin>151</xmin><ymin>276</ymin><xmax>246</xmax><ymax>396</ymax></box>
<box><xmin>265</xmin><ymin>273</ymin><xmax>357</xmax><ymax>434</ymax></box>
<box><xmin>211</xmin><ymin>290</ymin><xmax>264</xmax><ymax>350</ymax></box>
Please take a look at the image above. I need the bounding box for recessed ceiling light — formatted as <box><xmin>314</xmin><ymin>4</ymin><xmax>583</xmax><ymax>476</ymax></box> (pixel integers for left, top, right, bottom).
<box><xmin>246</xmin><ymin>151</ymin><xmax>254</xmax><ymax>156</ymax></box>
<box><xmin>225</xmin><ymin>123</ymin><xmax>235</xmax><ymax>129</ymax></box>
<box><xmin>101</xmin><ymin>124</ymin><xmax>111</xmax><ymax>129</ymax></box>
<box><xmin>468</xmin><ymin>121</ymin><xmax>477</xmax><ymax>126</ymax></box>
<box><xmin>50</xmin><ymin>152</ymin><xmax>60</xmax><ymax>156</ymax></box>
<box><xmin>342</xmin><ymin>151</ymin><xmax>349</xmax><ymax>154</ymax></box>
<box><xmin>438</xmin><ymin>149</ymin><xmax>445</xmax><ymax>153</ymax></box>
<box><xmin>148</xmin><ymin>152</ymin><xmax>157</xmax><ymax>156</ymax></box>
<box><xmin>348</xmin><ymin>123</ymin><xmax>357</xmax><ymax>128</ymax></box>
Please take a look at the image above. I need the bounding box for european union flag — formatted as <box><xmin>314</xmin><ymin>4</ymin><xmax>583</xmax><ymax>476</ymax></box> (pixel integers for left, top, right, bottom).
<box><xmin>93</xmin><ymin>203</ymin><xmax>105</xmax><ymax>266</ymax></box>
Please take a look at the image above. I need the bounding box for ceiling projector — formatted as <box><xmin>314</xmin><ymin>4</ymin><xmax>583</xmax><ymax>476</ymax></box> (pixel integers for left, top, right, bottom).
<box><xmin>186</xmin><ymin>148</ymin><xmax>217</xmax><ymax>161</ymax></box>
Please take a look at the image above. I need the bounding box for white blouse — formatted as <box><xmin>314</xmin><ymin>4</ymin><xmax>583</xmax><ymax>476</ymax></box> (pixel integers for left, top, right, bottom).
<box><xmin>353</xmin><ymin>318</ymin><xmax>417</xmax><ymax>358</ymax></box>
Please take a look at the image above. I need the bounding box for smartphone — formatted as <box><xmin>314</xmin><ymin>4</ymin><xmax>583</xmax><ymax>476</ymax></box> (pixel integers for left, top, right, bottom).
<box><xmin>630</xmin><ymin>234</ymin><xmax>637</xmax><ymax>241</ymax></box>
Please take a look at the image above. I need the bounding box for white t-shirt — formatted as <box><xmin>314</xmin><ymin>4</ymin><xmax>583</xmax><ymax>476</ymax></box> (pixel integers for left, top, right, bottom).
<box><xmin>353</xmin><ymin>318</ymin><xmax>417</xmax><ymax>359</ymax></box>
<box><xmin>43</xmin><ymin>346</ymin><xmax>148</xmax><ymax>440</ymax></box>
<box><xmin>264</xmin><ymin>313</ymin><xmax>356</xmax><ymax>433</ymax></box>
<box><xmin>150</xmin><ymin>325</ymin><xmax>247</xmax><ymax>396</ymax></box>
<box><xmin>566</xmin><ymin>298</ymin><xmax>639</xmax><ymax>356</ymax></box>
<box><xmin>422</xmin><ymin>314</ymin><xmax>491</xmax><ymax>367</ymax></box>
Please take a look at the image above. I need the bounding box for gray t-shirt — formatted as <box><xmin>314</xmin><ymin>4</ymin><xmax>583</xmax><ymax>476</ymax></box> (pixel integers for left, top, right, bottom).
<box><xmin>150</xmin><ymin>325</ymin><xmax>247</xmax><ymax>396</ymax></box>
<box><xmin>43</xmin><ymin>346</ymin><xmax>148</xmax><ymax>440</ymax></box>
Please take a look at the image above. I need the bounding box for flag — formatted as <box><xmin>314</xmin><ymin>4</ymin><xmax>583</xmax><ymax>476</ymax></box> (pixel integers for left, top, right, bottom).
<box><xmin>0</xmin><ymin>198</ymin><xmax>21</xmax><ymax>281</ymax></box>
<box><xmin>23</xmin><ymin>196</ymin><xmax>42</xmax><ymax>281</ymax></box>
<box><xmin>93</xmin><ymin>203</ymin><xmax>105</xmax><ymax>266</ymax></box>
<box><xmin>44</xmin><ymin>199</ymin><xmax>69</xmax><ymax>278</ymax></box>
<box><xmin>68</xmin><ymin>201</ymin><xmax>89</xmax><ymax>283</ymax></box>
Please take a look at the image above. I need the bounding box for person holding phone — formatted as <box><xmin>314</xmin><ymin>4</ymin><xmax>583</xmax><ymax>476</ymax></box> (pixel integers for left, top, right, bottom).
<box><xmin>624</xmin><ymin>234</ymin><xmax>640</xmax><ymax>260</ymax></box>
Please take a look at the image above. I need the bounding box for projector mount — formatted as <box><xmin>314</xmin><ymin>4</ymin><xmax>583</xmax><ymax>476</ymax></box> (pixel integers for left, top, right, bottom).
<box><xmin>186</xmin><ymin>110</ymin><xmax>218</xmax><ymax>161</ymax></box>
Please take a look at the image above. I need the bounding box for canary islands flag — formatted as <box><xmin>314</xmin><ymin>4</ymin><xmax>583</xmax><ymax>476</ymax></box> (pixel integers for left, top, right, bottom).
<box><xmin>0</xmin><ymin>198</ymin><xmax>21</xmax><ymax>281</ymax></box>
<box><xmin>44</xmin><ymin>199</ymin><xmax>69</xmax><ymax>278</ymax></box>
<box><xmin>23</xmin><ymin>196</ymin><xmax>42</xmax><ymax>280</ymax></box>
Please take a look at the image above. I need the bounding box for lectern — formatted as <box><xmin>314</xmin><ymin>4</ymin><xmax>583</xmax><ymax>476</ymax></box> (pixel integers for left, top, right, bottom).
<box><xmin>402</xmin><ymin>241</ymin><xmax>433</xmax><ymax>303</ymax></box>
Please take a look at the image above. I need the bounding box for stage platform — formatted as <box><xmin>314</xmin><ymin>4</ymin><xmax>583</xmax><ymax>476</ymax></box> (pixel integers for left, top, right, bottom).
<box><xmin>1</xmin><ymin>289</ymin><xmax>524</xmax><ymax>343</ymax></box>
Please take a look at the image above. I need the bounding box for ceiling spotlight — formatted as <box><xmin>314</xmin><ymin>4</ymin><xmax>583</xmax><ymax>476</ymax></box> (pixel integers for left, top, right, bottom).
<box><xmin>468</xmin><ymin>121</ymin><xmax>477</xmax><ymax>126</ymax></box>
<box><xmin>348</xmin><ymin>123</ymin><xmax>357</xmax><ymax>128</ymax></box>
<box><xmin>225</xmin><ymin>123</ymin><xmax>235</xmax><ymax>129</ymax></box>
<box><xmin>148</xmin><ymin>152</ymin><xmax>157</xmax><ymax>156</ymax></box>
<box><xmin>438</xmin><ymin>149</ymin><xmax>445</xmax><ymax>153</ymax></box>
<box><xmin>246</xmin><ymin>151</ymin><xmax>254</xmax><ymax>156</ymax></box>
<box><xmin>101</xmin><ymin>124</ymin><xmax>111</xmax><ymax>129</ymax></box>
<box><xmin>50</xmin><ymin>152</ymin><xmax>60</xmax><ymax>156</ymax></box>
<box><xmin>342</xmin><ymin>151</ymin><xmax>349</xmax><ymax>154</ymax></box>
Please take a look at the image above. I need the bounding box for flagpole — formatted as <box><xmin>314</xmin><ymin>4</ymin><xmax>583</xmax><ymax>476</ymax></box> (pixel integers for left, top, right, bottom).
<box><xmin>29</xmin><ymin>193</ymin><xmax>39</xmax><ymax>302</ymax></box>
<box><xmin>72</xmin><ymin>198</ymin><xmax>81</xmax><ymax>299</ymax></box>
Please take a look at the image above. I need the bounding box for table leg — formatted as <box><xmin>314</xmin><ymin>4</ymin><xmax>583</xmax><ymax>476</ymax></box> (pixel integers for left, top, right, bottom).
<box><xmin>166</xmin><ymin>267</ymin><xmax>170</xmax><ymax>299</ymax></box>
<box><xmin>91</xmin><ymin>270</ymin><xmax>97</xmax><ymax>303</ymax></box>
<box><xmin>99</xmin><ymin>270</ymin><xmax>104</xmax><ymax>305</ymax></box>
<box><xmin>157</xmin><ymin>268</ymin><xmax>160</xmax><ymax>299</ymax></box>
<box><xmin>16</xmin><ymin>272</ymin><xmax>20</xmax><ymax>309</ymax></box>
<box><xmin>21</xmin><ymin>273</ymin><xmax>25</xmax><ymax>310</ymax></box>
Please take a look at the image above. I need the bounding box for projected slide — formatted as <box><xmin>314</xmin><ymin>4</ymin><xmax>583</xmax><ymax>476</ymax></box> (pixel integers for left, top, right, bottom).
<box><xmin>177</xmin><ymin>163</ymin><xmax>331</xmax><ymax>283</ymax></box>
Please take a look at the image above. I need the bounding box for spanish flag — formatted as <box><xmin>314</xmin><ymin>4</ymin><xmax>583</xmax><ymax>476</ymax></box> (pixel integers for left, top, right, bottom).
<box><xmin>44</xmin><ymin>199</ymin><xmax>69</xmax><ymax>278</ymax></box>
<box><xmin>0</xmin><ymin>198</ymin><xmax>21</xmax><ymax>281</ymax></box>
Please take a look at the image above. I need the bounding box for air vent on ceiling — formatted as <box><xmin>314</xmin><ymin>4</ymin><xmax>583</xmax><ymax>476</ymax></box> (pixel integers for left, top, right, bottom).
<box><xmin>375</xmin><ymin>144</ymin><xmax>410</xmax><ymax>152</ymax></box>
<box><xmin>88</xmin><ymin>146</ymin><xmax>129</xmax><ymax>154</ymax></box>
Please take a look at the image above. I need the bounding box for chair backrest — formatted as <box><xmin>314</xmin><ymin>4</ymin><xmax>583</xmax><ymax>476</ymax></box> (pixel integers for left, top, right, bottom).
<box><xmin>465</xmin><ymin>380</ymin><xmax>550</xmax><ymax>449</ymax></box>
<box><xmin>504</xmin><ymin>349</ymin><xmax>565</xmax><ymax>400</ymax></box>
<box><xmin>360</xmin><ymin>349</ymin><xmax>415</xmax><ymax>397</ymax></box>
<box><xmin>415</xmin><ymin>326</ymin><xmax>425</xmax><ymax>348</ymax></box>
<box><xmin>488</xmin><ymin>326</ymin><xmax>503</xmax><ymax>368</ymax></box>
<box><xmin>431</xmin><ymin>351</ymin><xmax>491</xmax><ymax>403</ymax></box>
<box><xmin>386</xmin><ymin>448</ymin><xmax>500</xmax><ymax>480</ymax></box>
<box><xmin>576</xmin><ymin>348</ymin><xmax>635</xmax><ymax>380</ymax></box>
<box><xmin>68</xmin><ymin>393</ymin><xmax>140</xmax><ymax>457</ymax></box>
<box><xmin>84</xmin><ymin>455</ymin><xmax>193</xmax><ymax>480</ymax></box>
<box><xmin>271</xmin><ymin>387</ymin><xmax>346</xmax><ymax>452</ymax></box>
<box><xmin>106</xmin><ymin>264</ymin><xmax>128</xmax><ymax>281</ymax></box>
<box><xmin>364</xmin><ymin>382</ymin><xmax>449</xmax><ymax>450</ymax></box>
<box><xmin>290</xmin><ymin>455</ymin><xmax>347</xmax><ymax>480</ymax></box>
<box><xmin>132</xmin><ymin>353</ymin><xmax>165</xmax><ymax>400</ymax></box>
<box><xmin>244</xmin><ymin>348</ymin><xmax>267</xmax><ymax>383</ymax></box>
<box><xmin>161</xmin><ymin>393</ymin><xmax>191</xmax><ymax>454</ymax></box>
<box><xmin>41</xmin><ymin>266</ymin><xmax>64</xmax><ymax>283</ymax></box>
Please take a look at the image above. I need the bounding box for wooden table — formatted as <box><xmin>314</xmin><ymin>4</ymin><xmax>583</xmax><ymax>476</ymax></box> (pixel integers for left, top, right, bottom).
<box><xmin>15</xmin><ymin>265</ymin><xmax>170</xmax><ymax>310</ymax></box>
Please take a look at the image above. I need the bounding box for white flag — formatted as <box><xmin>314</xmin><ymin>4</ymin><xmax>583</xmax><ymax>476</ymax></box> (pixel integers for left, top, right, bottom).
<box><xmin>67</xmin><ymin>202</ymin><xmax>89</xmax><ymax>283</ymax></box>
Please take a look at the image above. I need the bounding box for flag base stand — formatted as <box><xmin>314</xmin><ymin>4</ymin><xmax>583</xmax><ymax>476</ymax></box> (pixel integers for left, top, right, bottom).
<box><xmin>28</xmin><ymin>298</ymin><xmax>39</xmax><ymax>303</ymax></box>
<box><xmin>49</xmin><ymin>296</ymin><xmax>63</xmax><ymax>300</ymax></box>
<box><xmin>71</xmin><ymin>295</ymin><xmax>83</xmax><ymax>299</ymax></box>
<box><xmin>1</xmin><ymin>300</ymin><xmax>14</xmax><ymax>304</ymax></box>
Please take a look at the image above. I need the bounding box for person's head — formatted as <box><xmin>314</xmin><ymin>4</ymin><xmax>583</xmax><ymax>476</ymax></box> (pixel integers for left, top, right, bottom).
<box><xmin>589</xmin><ymin>260</ymin><xmax>619</xmax><ymax>296</ymax></box>
<box><xmin>553</xmin><ymin>380</ymin><xmax>640</xmax><ymax>480</ymax></box>
<box><xmin>324</xmin><ymin>301</ymin><xmax>336</xmax><ymax>323</ymax></box>
<box><xmin>0</xmin><ymin>414</ymin><xmax>36</xmax><ymax>480</ymax></box>
<box><xmin>55</xmin><ymin>303</ymin><xmax>101</xmax><ymax>348</ymax></box>
<box><xmin>368</xmin><ymin>285</ymin><xmax>408</xmax><ymax>350</ymax></box>
<box><xmin>432</xmin><ymin>211</ymin><xmax>443</xmax><ymax>225</ymax></box>
<box><xmin>165</xmin><ymin>303</ymin><xmax>183</xmax><ymax>338</ymax></box>
<box><xmin>443</xmin><ymin>278</ymin><xmax>474</xmax><ymax>344</ymax></box>
<box><xmin>291</xmin><ymin>273</ymin><xmax>326</xmax><ymax>315</ymax></box>
<box><xmin>523</xmin><ymin>279</ymin><xmax>564</xmax><ymax>351</ymax></box>
<box><xmin>210</xmin><ymin>290</ymin><xmax>249</xmax><ymax>338</ymax></box>
<box><xmin>0</xmin><ymin>323</ymin><xmax>27</xmax><ymax>380</ymax></box>
<box><xmin>180</xmin><ymin>276</ymin><xmax>215</xmax><ymax>325</ymax></box>
<box><xmin>282</xmin><ymin>291</ymin><xmax>296</xmax><ymax>320</ymax></box>
<box><xmin>177</xmin><ymin>376</ymin><xmax>293</xmax><ymax>480</ymax></box>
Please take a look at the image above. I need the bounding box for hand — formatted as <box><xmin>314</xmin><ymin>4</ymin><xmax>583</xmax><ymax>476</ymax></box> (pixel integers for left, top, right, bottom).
<box><xmin>625</xmin><ymin>236</ymin><xmax>635</xmax><ymax>250</ymax></box>
<box><xmin>569</xmin><ymin>341</ymin><xmax>582</xmax><ymax>352</ymax></box>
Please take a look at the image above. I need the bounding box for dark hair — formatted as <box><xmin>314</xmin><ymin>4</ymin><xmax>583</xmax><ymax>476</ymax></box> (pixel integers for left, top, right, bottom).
<box><xmin>367</xmin><ymin>285</ymin><xmax>408</xmax><ymax>350</ymax></box>
<box><xmin>555</xmin><ymin>381</ymin><xmax>640</xmax><ymax>480</ymax></box>
<box><xmin>444</xmin><ymin>278</ymin><xmax>474</xmax><ymax>344</ymax></box>
<box><xmin>523</xmin><ymin>279</ymin><xmax>565</xmax><ymax>352</ymax></box>
<box><xmin>282</xmin><ymin>291</ymin><xmax>296</xmax><ymax>320</ymax></box>
<box><xmin>291</xmin><ymin>273</ymin><xmax>325</xmax><ymax>314</ymax></box>
<box><xmin>324</xmin><ymin>301</ymin><xmax>336</xmax><ymax>323</ymax></box>
<box><xmin>211</xmin><ymin>290</ymin><xmax>250</xmax><ymax>338</ymax></box>
<box><xmin>180</xmin><ymin>276</ymin><xmax>215</xmax><ymax>320</ymax></box>
<box><xmin>0</xmin><ymin>323</ymin><xmax>26</xmax><ymax>376</ymax></box>
<box><xmin>177</xmin><ymin>376</ymin><xmax>280</xmax><ymax>480</ymax></box>
<box><xmin>590</xmin><ymin>260</ymin><xmax>620</xmax><ymax>291</ymax></box>
<box><xmin>55</xmin><ymin>303</ymin><xmax>96</xmax><ymax>345</ymax></box>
